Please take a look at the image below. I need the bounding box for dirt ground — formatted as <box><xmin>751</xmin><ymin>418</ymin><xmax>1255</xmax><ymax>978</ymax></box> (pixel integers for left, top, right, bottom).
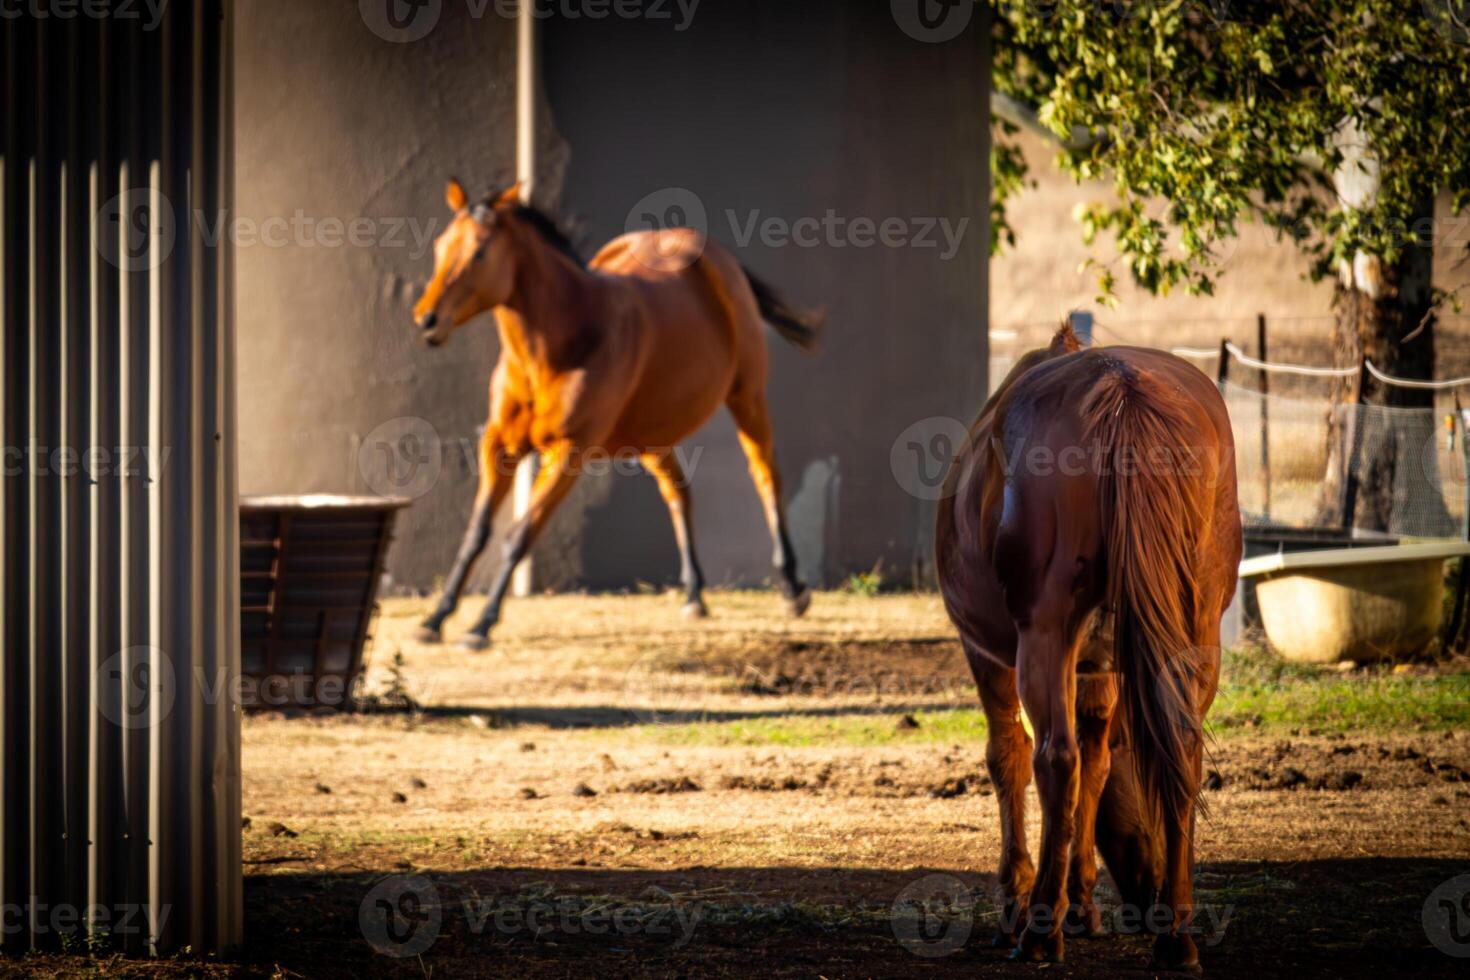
<box><xmin>10</xmin><ymin>592</ymin><xmax>1470</xmax><ymax>978</ymax></box>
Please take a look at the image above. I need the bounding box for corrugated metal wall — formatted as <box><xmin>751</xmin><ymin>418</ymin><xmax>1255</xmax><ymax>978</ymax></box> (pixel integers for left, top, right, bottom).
<box><xmin>1</xmin><ymin>0</ymin><xmax>241</xmax><ymax>956</ymax></box>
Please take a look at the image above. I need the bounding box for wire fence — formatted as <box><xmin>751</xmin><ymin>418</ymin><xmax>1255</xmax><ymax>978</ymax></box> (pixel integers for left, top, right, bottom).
<box><xmin>990</xmin><ymin>315</ymin><xmax>1470</xmax><ymax>541</ymax></box>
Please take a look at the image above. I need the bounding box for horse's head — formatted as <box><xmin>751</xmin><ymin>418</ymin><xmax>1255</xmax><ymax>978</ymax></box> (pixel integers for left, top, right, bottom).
<box><xmin>413</xmin><ymin>178</ymin><xmax>523</xmax><ymax>348</ymax></box>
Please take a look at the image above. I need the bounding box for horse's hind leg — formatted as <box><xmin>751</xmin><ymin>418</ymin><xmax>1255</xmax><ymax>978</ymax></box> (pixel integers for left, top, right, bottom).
<box><xmin>1152</xmin><ymin>636</ymin><xmax>1220</xmax><ymax>974</ymax></box>
<box><xmin>418</xmin><ymin>429</ymin><xmax>522</xmax><ymax>643</ymax></box>
<box><xmin>726</xmin><ymin>389</ymin><xmax>809</xmax><ymax>615</ymax></box>
<box><xmin>969</xmin><ymin>651</ymin><xmax>1035</xmax><ymax>948</ymax></box>
<box><xmin>641</xmin><ymin>449</ymin><xmax>707</xmax><ymax>618</ymax></box>
<box><xmin>458</xmin><ymin>442</ymin><xmax>582</xmax><ymax>650</ymax></box>
<box><xmin>1013</xmin><ymin>618</ymin><xmax>1084</xmax><ymax>964</ymax></box>
<box><xmin>1094</xmin><ymin>738</ymin><xmax>1163</xmax><ymax>914</ymax></box>
<box><xmin>1066</xmin><ymin>670</ymin><xmax>1116</xmax><ymax>939</ymax></box>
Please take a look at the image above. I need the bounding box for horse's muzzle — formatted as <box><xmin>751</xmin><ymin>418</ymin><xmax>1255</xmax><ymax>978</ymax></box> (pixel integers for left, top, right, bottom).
<box><xmin>417</xmin><ymin>312</ymin><xmax>443</xmax><ymax>347</ymax></box>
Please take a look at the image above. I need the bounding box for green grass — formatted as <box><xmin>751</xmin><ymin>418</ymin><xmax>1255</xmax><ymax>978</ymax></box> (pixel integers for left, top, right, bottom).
<box><xmin>635</xmin><ymin>707</ymin><xmax>989</xmax><ymax>748</ymax></box>
<box><xmin>630</xmin><ymin>648</ymin><xmax>1470</xmax><ymax>748</ymax></box>
<box><xmin>1210</xmin><ymin>645</ymin><xmax>1470</xmax><ymax>734</ymax></box>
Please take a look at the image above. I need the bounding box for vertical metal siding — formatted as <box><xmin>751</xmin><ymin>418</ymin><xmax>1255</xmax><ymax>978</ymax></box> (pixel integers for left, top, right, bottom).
<box><xmin>0</xmin><ymin>0</ymin><xmax>240</xmax><ymax>957</ymax></box>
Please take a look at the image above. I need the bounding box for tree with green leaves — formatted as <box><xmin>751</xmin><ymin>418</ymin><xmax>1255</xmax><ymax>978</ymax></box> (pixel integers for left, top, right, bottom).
<box><xmin>991</xmin><ymin>0</ymin><xmax>1470</xmax><ymax>531</ymax></box>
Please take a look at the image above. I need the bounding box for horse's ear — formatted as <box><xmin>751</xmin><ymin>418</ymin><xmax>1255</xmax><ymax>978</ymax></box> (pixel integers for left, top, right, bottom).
<box><xmin>446</xmin><ymin>178</ymin><xmax>468</xmax><ymax>212</ymax></box>
<box><xmin>496</xmin><ymin>181</ymin><xmax>526</xmax><ymax>206</ymax></box>
<box><xmin>1051</xmin><ymin>320</ymin><xmax>1083</xmax><ymax>355</ymax></box>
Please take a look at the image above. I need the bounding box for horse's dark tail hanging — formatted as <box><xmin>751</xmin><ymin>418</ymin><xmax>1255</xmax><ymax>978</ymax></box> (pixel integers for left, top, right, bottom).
<box><xmin>742</xmin><ymin>265</ymin><xmax>825</xmax><ymax>352</ymax></box>
<box><xmin>1083</xmin><ymin>362</ymin><xmax>1208</xmax><ymax>830</ymax></box>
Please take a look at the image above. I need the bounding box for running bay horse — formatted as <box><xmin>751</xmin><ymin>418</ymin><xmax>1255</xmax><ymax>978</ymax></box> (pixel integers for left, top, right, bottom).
<box><xmin>936</xmin><ymin>324</ymin><xmax>1241</xmax><ymax>972</ymax></box>
<box><xmin>411</xmin><ymin>180</ymin><xmax>823</xmax><ymax>650</ymax></box>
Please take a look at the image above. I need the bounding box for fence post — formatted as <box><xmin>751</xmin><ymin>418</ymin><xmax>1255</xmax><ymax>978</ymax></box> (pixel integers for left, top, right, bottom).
<box><xmin>1257</xmin><ymin>314</ymin><xmax>1271</xmax><ymax>520</ymax></box>
<box><xmin>1216</xmin><ymin>337</ymin><xmax>1230</xmax><ymax>388</ymax></box>
<box><xmin>1445</xmin><ymin>393</ymin><xmax>1470</xmax><ymax>652</ymax></box>
<box><xmin>1339</xmin><ymin>359</ymin><xmax>1371</xmax><ymax>531</ymax></box>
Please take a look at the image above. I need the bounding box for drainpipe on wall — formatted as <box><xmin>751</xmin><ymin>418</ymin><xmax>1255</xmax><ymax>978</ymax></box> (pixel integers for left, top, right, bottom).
<box><xmin>510</xmin><ymin>0</ymin><xmax>538</xmax><ymax>598</ymax></box>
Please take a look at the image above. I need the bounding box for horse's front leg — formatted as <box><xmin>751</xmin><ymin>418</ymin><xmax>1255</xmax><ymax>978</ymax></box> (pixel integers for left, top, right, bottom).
<box><xmin>1013</xmin><ymin>620</ymin><xmax>1082</xmax><ymax>964</ymax></box>
<box><xmin>458</xmin><ymin>442</ymin><xmax>582</xmax><ymax>650</ymax></box>
<box><xmin>417</xmin><ymin>429</ymin><xmax>522</xmax><ymax>643</ymax></box>
<box><xmin>642</xmin><ymin>449</ymin><xmax>707</xmax><ymax>618</ymax></box>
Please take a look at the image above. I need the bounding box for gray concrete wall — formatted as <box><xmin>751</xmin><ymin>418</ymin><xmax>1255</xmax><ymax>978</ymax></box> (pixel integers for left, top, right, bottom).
<box><xmin>234</xmin><ymin>0</ymin><xmax>565</xmax><ymax>591</ymax></box>
<box><xmin>540</xmin><ymin>1</ymin><xmax>991</xmax><ymax>590</ymax></box>
<box><xmin>235</xmin><ymin>0</ymin><xmax>991</xmax><ymax>593</ymax></box>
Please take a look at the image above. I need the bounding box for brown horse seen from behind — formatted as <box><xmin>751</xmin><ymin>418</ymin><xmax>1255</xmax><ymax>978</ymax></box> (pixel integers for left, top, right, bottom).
<box><xmin>411</xmin><ymin>180</ymin><xmax>823</xmax><ymax>650</ymax></box>
<box><xmin>936</xmin><ymin>324</ymin><xmax>1241</xmax><ymax>972</ymax></box>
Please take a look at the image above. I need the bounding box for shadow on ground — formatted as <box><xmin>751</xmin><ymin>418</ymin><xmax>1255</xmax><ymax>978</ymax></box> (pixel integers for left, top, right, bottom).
<box><xmin>221</xmin><ymin>858</ymin><xmax>1467</xmax><ymax>979</ymax></box>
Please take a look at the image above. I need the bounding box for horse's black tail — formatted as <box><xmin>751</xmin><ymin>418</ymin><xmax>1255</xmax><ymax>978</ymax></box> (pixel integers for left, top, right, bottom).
<box><xmin>742</xmin><ymin>265</ymin><xmax>825</xmax><ymax>353</ymax></box>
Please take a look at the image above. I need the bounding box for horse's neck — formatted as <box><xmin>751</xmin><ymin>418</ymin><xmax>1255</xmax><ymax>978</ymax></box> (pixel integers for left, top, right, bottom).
<box><xmin>500</xmin><ymin>231</ymin><xmax>600</xmax><ymax>366</ymax></box>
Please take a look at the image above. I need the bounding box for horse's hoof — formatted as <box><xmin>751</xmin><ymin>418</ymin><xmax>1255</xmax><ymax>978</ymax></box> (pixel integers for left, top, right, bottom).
<box><xmin>992</xmin><ymin>894</ymin><xmax>1028</xmax><ymax>947</ymax></box>
<box><xmin>457</xmin><ymin>632</ymin><xmax>490</xmax><ymax>652</ymax></box>
<box><xmin>1009</xmin><ymin>938</ymin><xmax>1063</xmax><ymax>964</ymax></box>
<box><xmin>1064</xmin><ymin>903</ymin><xmax>1106</xmax><ymax>938</ymax></box>
<box><xmin>682</xmin><ymin>599</ymin><xmax>709</xmax><ymax>620</ymax></box>
<box><xmin>786</xmin><ymin>588</ymin><xmax>812</xmax><ymax>618</ymax></box>
<box><xmin>1012</xmin><ymin>926</ymin><xmax>1064</xmax><ymax>964</ymax></box>
<box><xmin>415</xmin><ymin>624</ymin><xmax>442</xmax><ymax>645</ymax></box>
<box><xmin>1151</xmin><ymin>934</ymin><xmax>1202</xmax><ymax>975</ymax></box>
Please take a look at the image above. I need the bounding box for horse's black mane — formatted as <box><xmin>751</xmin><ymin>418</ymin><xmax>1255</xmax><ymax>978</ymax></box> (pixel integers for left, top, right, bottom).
<box><xmin>502</xmin><ymin>199</ymin><xmax>584</xmax><ymax>267</ymax></box>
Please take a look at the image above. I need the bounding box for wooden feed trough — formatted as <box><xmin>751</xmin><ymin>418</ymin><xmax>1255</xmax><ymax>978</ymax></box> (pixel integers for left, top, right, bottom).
<box><xmin>240</xmin><ymin>494</ymin><xmax>410</xmax><ymax>709</ymax></box>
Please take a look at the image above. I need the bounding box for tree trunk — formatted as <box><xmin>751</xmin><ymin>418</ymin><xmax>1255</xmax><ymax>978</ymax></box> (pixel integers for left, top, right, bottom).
<box><xmin>1315</xmin><ymin>194</ymin><xmax>1450</xmax><ymax>534</ymax></box>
